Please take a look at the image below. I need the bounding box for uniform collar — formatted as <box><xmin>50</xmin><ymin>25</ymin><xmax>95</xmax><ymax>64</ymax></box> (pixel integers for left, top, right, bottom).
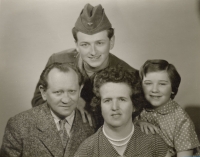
<box><xmin>145</xmin><ymin>99</ymin><xmax>176</xmax><ymax>115</ymax></box>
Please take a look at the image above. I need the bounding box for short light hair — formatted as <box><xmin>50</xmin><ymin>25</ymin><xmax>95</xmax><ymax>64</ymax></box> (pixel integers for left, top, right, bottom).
<box><xmin>39</xmin><ymin>62</ymin><xmax>83</xmax><ymax>91</ymax></box>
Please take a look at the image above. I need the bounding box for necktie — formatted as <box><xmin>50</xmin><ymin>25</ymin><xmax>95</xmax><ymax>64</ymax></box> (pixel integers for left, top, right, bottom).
<box><xmin>59</xmin><ymin>119</ymin><xmax>69</xmax><ymax>148</ymax></box>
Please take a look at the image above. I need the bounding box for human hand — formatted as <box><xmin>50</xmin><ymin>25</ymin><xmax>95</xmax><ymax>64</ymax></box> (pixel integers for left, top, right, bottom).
<box><xmin>165</xmin><ymin>151</ymin><xmax>172</xmax><ymax>157</ymax></box>
<box><xmin>77</xmin><ymin>97</ymin><xmax>93</xmax><ymax>126</ymax></box>
<box><xmin>137</xmin><ymin>121</ymin><xmax>160</xmax><ymax>134</ymax></box>
<box><xmin>177</xmin><ymin>150</ymin><xmax>193</xmax><ymax>157</ymax></box>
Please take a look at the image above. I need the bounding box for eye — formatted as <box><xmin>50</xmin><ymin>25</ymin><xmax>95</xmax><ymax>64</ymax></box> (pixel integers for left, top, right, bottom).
<box><xmin>68</xmin><ymin>90</ymin><xmax>76</xmax><ymax>94</ymax></box>
<box><xmin>96</xmin><ymin>41</ymin><xmax>104</xmax><ymax>46</ymax></box>
<box><xmin>159</xmin><ymin>83</ymin><xmax>167</xmax><ymax>86</ymax></box>
<box><xmin>144</xmin><ymin>82</ymin><xmax>152</xmax><ymax>85</ymax></box>
<box><xmin>80</xmin><ymin>43</ymin><xmax>89</xmax><ymax>48</ymax></box>
<box><xmin>119</xmin><ymin>98</ymin><xmax>126</xmax><ymax>102</ymax></box>
<box><xmin>54</xmin><ymin>91</ymin><xmax>62</xmax><ymax>95</ymax></box>
<box><xmin>103</xmin><ymin>99</ymin><xmax>111</xmax><ymax>103</ymax></box>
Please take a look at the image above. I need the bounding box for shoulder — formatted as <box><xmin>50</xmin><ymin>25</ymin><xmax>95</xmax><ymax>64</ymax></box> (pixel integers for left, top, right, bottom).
<box><xmin>134</xmin><ymin>125</ymin><xmax>166</xmax><ymax>144</ymax></box>
<box><xmin>7</xmin><ymin>105</ymin><xmax>46</xmax><ymax>131</ymax></box>
<box><xmin>109</xmin><ymin>53</ymin><xmax>138</xmax><ymax>72</ymax></box>
<box><xmin>169</xmin><ymin>100</ymin><xmax>181</xmax><ymax>110</ymax></box>
<box><xmin>169</xmin><ymin>100</ymin><xmax>190</xmax><ymax>118</ymax></box>
<box><xmin>48</xmin><ymin>48</ymin><xmax>78</xmax><ymax>64</ymax></box>
<box><xmin>80</xmin><ymin>131</ymin><xmax>98</xmax><ymax>147</ymax></box>
<box><xmin>9</xmin><ymin>105</ymin><xmax>41</xmax><ymax>122</ymax></box>
<box><xmin>169</xmin><ymin>101</ymin><xmax>197</xmax><ymax>132</ymax></box>
<box><xmin>132</xmin><ymin>126</ymin><xmax>168</xmax><ymax>156</ymax></box>
<box><xmin>74</xmin><ymin>129</ymin><xmax>99</xmax><ymax>156</ymax></box>
<box><xmin>53</xmin><ymin>48</ymin><xmax>78</xmax><ymax>58</ymax></box>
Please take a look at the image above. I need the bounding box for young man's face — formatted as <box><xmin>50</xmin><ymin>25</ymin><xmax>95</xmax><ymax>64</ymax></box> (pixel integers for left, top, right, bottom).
<box><xmin>76</xmin><ymin>30</ymin><xmax>115</xmax><ymax>69</ymax></box>
<box><xmin>40</xmin><ymin>68</ymin><xmax>81</xmax><ymax>119</ymax></box>
<box><xmin>142</xmin><ymin>71</ymin><xmax>172</xmax><ymax>109</ymax></box>
<box><xmin>99</xmin><ymin>82</ymin><xmax>134</xmax><ymax>129</ymax></box>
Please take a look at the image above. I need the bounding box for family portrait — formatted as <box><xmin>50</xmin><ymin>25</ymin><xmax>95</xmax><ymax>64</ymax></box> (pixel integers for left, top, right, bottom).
<box><xmin>0</xmin><ymin>0</ymin><xmax>200</xmax><ymax>156</ymax></box>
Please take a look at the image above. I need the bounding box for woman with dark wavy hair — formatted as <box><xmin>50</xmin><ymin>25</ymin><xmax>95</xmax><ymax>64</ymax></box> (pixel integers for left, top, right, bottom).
<box><xmin>75</xmin><ymin>66</ymin><xmax>168</xmax><ymax>157</ymax></box>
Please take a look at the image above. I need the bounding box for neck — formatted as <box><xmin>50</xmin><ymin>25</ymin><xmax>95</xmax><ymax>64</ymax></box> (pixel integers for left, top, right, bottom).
<box><xmin>153</xmin><ymin>99</ymin><xmax>172</xmax><ymax>110</ymax></box>
<box><xmin>103</xmin><ymin>121</ymin><xmax>133</xmax><ymax>140</ymax></box>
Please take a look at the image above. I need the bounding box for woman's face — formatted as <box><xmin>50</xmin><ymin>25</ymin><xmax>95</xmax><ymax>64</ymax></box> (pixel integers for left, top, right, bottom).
<box><xmin>142</xmin><ymin>70</ymin><xmax>172</xmax><ymax>109</ymax></box>
<box><xmin>99</xmin><ymin>82</ymin><xmax>134</xmax><ymax>129</ymax></box>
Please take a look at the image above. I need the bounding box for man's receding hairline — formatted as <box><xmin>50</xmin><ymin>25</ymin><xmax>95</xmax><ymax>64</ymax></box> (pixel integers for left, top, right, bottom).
<box><xmin>46</xmin><ymin>67</ymin><xmax>79</xmax><ymax>83</ymax></box>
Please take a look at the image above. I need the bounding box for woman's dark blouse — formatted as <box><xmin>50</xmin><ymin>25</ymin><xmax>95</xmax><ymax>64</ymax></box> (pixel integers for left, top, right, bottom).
<box><xmin>75</xmin><ymin>125</ymin><xmax>168</xmax><ymax>157</ymax></box>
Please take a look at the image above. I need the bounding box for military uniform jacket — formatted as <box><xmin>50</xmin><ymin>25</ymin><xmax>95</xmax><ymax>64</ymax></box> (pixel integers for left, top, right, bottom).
<box><xmin>0</xmin><ymin>103</ymin><xmax>94</xmax><ymax>157</ymax></box>
<box><xmin>32</xmin><ymin>48</ymin><xmax>138</xmax><ymax>107</ymax></box>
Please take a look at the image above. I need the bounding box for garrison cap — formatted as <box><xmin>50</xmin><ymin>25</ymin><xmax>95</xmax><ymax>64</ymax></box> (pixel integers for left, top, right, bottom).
<box><xmin>74</xmin><ymin>3</ymin><xmax>112</xmax><ymax>35</ymax></box>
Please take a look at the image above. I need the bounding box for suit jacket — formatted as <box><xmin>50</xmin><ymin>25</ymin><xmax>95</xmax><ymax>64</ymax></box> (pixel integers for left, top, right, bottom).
<box><xmin>0</xmin><ymin>103</ymin><xmax>95</xmax><ymax>157</ymax></box>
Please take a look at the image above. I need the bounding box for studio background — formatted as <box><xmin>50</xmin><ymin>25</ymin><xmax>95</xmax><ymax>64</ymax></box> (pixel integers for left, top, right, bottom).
<box><xmin>0</xmin><ymin>0</ymin><xmax>200</xmax><ymax>145</ymax></box>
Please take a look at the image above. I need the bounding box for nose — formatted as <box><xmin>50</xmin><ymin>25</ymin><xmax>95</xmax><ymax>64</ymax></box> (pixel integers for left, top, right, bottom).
<box><xmin>61</xmin><ymin>93</ymin><xmax>71</xmax><ymax>104</ymax></box>
<box><xmin>152</xmin><ymin>84</ymin><xmax>159</xmax><ymax>93</ymax></box>
<box><xmin>111</xmin><ymin>100</ymin><xmax>119</xmax><ymax>111</ymax></box>
<box><xmin>90</xmin><ymin>44</ymin><xmax>97</xmax><ymax>56</ymax></box>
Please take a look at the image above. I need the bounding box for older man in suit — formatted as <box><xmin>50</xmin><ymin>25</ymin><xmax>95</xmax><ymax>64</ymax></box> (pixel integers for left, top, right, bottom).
<box><xmin>0</xmin><ymin>63</ymin><xmax>94</xmax><ymax>157</ymax></box>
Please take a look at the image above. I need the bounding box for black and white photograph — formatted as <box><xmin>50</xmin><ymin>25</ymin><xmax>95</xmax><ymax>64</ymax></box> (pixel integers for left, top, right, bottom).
<box><xmin>0</xmin><ymin>0</ymin><xmax>200</xmax><ymax>156</ymax></box>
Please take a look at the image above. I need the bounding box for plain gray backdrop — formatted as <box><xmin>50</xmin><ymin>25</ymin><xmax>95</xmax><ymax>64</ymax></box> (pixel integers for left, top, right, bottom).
<box><xmin>0</xmin><ymin>0</ymin><xmax>200</xmax><ymax>145</ymax></box>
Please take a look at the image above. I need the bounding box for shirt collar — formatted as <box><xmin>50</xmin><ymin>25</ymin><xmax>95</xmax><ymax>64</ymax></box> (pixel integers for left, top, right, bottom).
<box><xmin>145</xmin><ymin>99</ymin><xmax>176</xmax><ymax>115</ymax></box>
<box><xmin>50</xmin><ymin>110</ymin><xmax>75</xmax><ymax>126</ymax></box>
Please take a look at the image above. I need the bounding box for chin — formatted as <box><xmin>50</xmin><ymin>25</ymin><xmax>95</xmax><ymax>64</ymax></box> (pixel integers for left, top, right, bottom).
<box><xmin>88</xmin><ymin>63</ymin><xmax>102</xmax><ymax>68</ymax></box>
<box><xmin>109</xmin><ymin>122</ymin><xmax>123</xmax><ymax>128</ymax></box>
<box><xmin>61</xmin><ymin>111</ymin><xmax>72</xmax><ymax>117</ymax></box>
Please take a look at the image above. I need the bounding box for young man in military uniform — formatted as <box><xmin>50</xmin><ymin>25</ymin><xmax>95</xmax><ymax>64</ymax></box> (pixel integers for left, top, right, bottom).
<box><xmin>32</xmin><ymin>3</ymin><xmax>137</xmax><ymax>128</ymax></box>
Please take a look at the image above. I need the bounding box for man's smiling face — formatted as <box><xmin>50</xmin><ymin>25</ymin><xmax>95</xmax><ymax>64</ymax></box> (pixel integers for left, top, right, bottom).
<box><xmin>76</xmin><ymin>30</ymin><xmax>114</xmax><ymax>69</ymax></box>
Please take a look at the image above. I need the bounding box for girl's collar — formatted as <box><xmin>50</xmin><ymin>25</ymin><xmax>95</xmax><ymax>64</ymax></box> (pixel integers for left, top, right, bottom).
<box><xmin>145</xmin><ymin>99</ymin><xmax>177</xmax><ymax>115</ymax></box>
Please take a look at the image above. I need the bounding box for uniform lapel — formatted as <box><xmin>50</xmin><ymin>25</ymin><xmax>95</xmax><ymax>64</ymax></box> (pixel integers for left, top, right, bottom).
<box><xmin>36</xmin><ymin>103</ymin><xmax>64</xmax><ymax>157</ymax></box>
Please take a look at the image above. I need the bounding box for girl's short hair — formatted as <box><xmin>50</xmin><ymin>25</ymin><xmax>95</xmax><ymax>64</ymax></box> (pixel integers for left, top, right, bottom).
<box><xmin>139</xmin><ymin>59</ymin><xmax>181</xmax><ymax>99</ymax></box>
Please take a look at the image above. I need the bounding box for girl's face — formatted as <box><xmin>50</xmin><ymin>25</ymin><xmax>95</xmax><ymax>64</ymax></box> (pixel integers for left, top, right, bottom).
<box><xmin>142</xmin><ymin>70</ymin><xmax>172</xmax><ymax>109</ymax></box>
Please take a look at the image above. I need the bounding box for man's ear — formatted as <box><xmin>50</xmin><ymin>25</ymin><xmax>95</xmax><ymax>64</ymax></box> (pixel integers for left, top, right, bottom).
<box><xmin>75</xmin><ymin>41</ymin><xmax>79</xmax><ymax>53</ymax></box>
<box><xmin>39</xmin><ymin>85</ymin><xmax>47</xmax><ymax>101</ymax></box>
<box><xmin>79</xmin><ymin>85</ymin><xmax>84</xmax><ymax>97</ymax></box>
<box><xmin>110</xmin><ymin>35</ymin><xmax>115</xmax><ymax>50</ymax></box>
